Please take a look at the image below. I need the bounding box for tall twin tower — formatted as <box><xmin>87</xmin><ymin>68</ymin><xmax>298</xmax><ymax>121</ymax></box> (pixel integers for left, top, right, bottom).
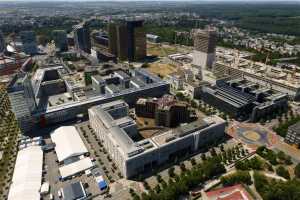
<box><xmin>108</xmin><ymin>19</ymin><xmax>147</xmax><ymax>62</ymax></box>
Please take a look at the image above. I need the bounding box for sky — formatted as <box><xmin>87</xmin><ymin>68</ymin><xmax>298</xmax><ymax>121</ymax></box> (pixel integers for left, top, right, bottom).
<box><xmin>0</xmin><ymin>0</ymin><xmax>299</xmax><ymax>1</ymax></box>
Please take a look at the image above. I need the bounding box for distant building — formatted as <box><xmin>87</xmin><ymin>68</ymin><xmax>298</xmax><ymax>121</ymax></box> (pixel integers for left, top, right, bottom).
<box><xmin>73</xmin><ymin>23</ymin><xmax>91</xmax><ymax>54</ymax></box>
<box><xmin>108</xmin><ymin>19</ymin><xmax>146</xmax><ymax>61</ymax></box>
<box><xmin>285</xmin><ymin>122</ymin><xmax>300</xmax><ymax>145</ymax></box>
<box><xmin>0</xmin><ymin>31</ymin><xmax>5</xmax><ymax>53</ymax></box>
<box><xmin>136</xmin><ymin>95</ymin><xmax>190</xmax><ymax>127</ymax></box>
<box><xmin>91</xmin><ymin>47</ymin><xmax>116</xmax><ymax>63</ymax></box>
<box><xmin>20</xmin><ymin>31</ymin><xmax>38</xmax><ymax>55</ymax></box>
<box><xmin>89</xmin><ymin>100</ymin><xmax>226</xmax><ymax>178</ymax></box>
<box><xmin>192</xmin><ymin>28</ymin><xmax>217</xmax><ymax>70</ymax></box>
<box><xmin>52</xmin><ymin>30</ymin><xmax>68</xmax><ymax>52</ymax></box>
<box><xmin>146</xmin><ymin>34</ymin><xmax>160</xmax><ymax>43</ymax></box>
<box><xmin>92</xmin><ymin>32</ymin><xmax>109</xmax><ymax>47</ymax></box>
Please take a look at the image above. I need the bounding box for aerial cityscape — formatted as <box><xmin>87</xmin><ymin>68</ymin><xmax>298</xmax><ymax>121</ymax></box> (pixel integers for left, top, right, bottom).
<box><xmin>1</xmin><ymin>1</ymin><xmax>300</xmax><ymax>200</ymax></box>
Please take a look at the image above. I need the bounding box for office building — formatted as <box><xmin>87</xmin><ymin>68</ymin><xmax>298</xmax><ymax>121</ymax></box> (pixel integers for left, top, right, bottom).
<box><xmin>52</xmin><ymin>30</ymin><xmax>68</xmax><ymax>52</ymax></box>
<box><xmin>73</xmin><ymin>23</ymin><xmax>91</xmax><ymax>54</ymax></box>
<box><xmin>0</xmin><ymin>31</ymin><xmax>5</xmax><ymax>53</ymax></box>
<box><xmin>285</xmin><ymin>122</ymin><xmax>300</xmax><ymax>145</ymax></box>
<box><xmin>214</xmin><ymin>60</ymin><xmax>300</xmax><ymax>100</ymax></box>
<box><xmin>136</xmin><ymin>95</ymin><xmax>190</xmax><ymax>128</ymax></box>
<box><xmin>8</xmin><ymin>66</ymin><xmax>169</xmax><ymax>132</ymax></box>
<box><xmin>108</xmin><ymin>19</ymin><xmax>146</xmax><ymax>61</ymax></box>
<box><xmin>192</xmin><ymin>29</ymin><xmax>217</xmax><ymax>70</ymax></box>
<box><xmin>20</xmin><ymin>31</ymin><xmax>38</xmax><ymax>55</ymax></box>
<box><xmin>200</xmin><ymin>78</ymin><xmax>288</xmax><ymax>122</ymax></box>
<box><xmin>89</xmin><ymin>100</ymin><xmax>226</xmax><ymax>178</ymax></box>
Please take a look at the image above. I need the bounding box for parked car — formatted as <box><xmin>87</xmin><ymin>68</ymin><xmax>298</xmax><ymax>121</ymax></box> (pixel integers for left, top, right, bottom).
<box><xmin>58</xmin><ymin>190</ymin><xmax>62</xmax><ymax>198</ymax></box>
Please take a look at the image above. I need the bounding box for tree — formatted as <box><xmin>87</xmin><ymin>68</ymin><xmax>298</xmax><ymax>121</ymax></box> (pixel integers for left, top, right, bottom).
<box><xmin>141</xmin><ymin>63</ymin><xmax>149</xmax><ymax>68</ymax></box>
<box><xmin>176</xmin><ymin>92</ymin><xmax>184</xmax><ymax>100</ymax></box>
<box><xmin>294</xmin><ymin>163</ymin><xmax>300</xmax><ymax>178</ymax></box>
<box><xmin>235</xmin><ymin>160</ymin><xmax>248</xmax><ymax>170</ymax></box>
<box><xmin>276</xmin><ymin>166</ymin><xmax>290</xmax><ymax>180</ymax></box>
<box><xmin>254</xmin><ymin>172</ymin><xmax>300</xmax><ymax>200</ymax></box>
<box><xmin>221</xmin><ymin>171</ymin><xmax>252</xmax><ymax>186</ymax></box>
<box><xmin>201</xmin><ymin>153</ymin><xmax>207</xmax><ymax>161</ymax></box>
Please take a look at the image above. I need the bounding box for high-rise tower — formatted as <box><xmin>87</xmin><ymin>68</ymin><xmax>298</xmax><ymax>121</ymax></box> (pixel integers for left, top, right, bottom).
<box><xmin>192</xmin><ymin>28</ymin><xmax>217</xmax><ymax>70</ymax></box>
<box><xmin>108</xmin><ymin>19</ymin><xmax>146</xmax><ymax>61</ymax></box>
<box><xmin>73</xmin><ymin>23</ymin><xmax>91</xmax><ymax>54</ymax></box>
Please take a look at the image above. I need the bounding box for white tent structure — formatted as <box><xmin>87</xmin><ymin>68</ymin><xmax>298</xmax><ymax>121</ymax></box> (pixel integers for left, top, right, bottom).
<box><xmin>8</xmin><ymin>146</ymin><xmax>43</xmax><ymax>200</ymax></box>
<box><xmin>59</xmin><ymin>157</ymin><xmax>94</xmax><ymax>179</ymax></box>
<box><xmin>51</xmin><ymin>126</ymin><xmax>88</xmax><ymax>162</ymax></box>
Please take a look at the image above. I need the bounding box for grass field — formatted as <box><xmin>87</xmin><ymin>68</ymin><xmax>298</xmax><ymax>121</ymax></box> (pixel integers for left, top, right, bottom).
<box><xmin>147</xmin><ymin>43</ymin><xmax>178</xmax><ymax>57</ymax></box>
<box><xmin>147</xmin><ymin>63</ymin><xmax>177</xmax><ymax>77</ymax></box>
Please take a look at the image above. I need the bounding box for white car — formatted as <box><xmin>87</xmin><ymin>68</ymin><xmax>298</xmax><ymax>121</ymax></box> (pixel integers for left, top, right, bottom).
<box><xmin>49</xmin><ymin>194</ymin><xmax>54</xmax><ymax>200</ymax></box>
<box><xmin>58</xmin><ymin>190</ymin><xmax>62</xmax><ymax>198</ymax></box>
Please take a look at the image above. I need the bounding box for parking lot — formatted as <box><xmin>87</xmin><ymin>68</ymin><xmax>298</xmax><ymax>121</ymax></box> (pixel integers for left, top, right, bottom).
<box><xmin>42</xmin><ymin>136</ymin><xmax>102</xmax><ymax>200</ymax></box>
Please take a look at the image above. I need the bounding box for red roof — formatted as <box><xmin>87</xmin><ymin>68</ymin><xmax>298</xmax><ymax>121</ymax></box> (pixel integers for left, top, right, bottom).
<box><xmin>205</xmin><ymin>184</ymin><xmax>253</xmax><ymax>200</ymax></box>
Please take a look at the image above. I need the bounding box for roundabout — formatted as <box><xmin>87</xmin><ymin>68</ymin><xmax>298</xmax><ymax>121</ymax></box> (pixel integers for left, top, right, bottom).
<box><xmin>227</xmin><ymin>122</ymin><xmax>278</xmax><ymax>149</ymax></box>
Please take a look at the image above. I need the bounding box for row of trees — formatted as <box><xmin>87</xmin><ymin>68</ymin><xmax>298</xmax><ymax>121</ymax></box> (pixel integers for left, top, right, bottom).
<box><xmin>132</xmin><ymin>157</ymin><xmax>226</xmax><ymax>200</ymax></box>
<box><xmin>0</xmin><ymin>88</ymin><xmax>20</xmax><ymax>199</ymax></box>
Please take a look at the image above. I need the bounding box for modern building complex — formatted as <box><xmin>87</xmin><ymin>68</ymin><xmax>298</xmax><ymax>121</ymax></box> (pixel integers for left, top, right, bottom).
<box><xmin>108</xmin><ymin>19</ymin><xmax>146</xmax><ymax>61</ymax></box>
<box><xmin>52</xmin><ymin>30</ymin><xmax>68</xmax><ymax>52</ymax></box>
<box><xmin>214</xmin><ymin>57</ymin><xmax>300</xmax><ymax>100</ymax></box>
<box><xmin>73</xmin><ymin>23</ymin><xmax>91</xmax><ymax>54</ymax></box>
<box><xmin>192</xmin><ymin>28</ymin><xmax>217</xmax><ymax>70</ymax></box>
<box><xmin>136</xmin><ymin>95</ymin><xmax>190</xmax><ymax>127</ymax></box>
<box><xmin>200</xmin><ymin>78</ymin><xmax>288</xmax><ymax>121</ymax></box>
<box><xmin>7</xmin><ymin>65</ymin><xmax>169</xmax><ymax>132</ymax></box>
<box><xmin>20</xmin><ymin>31</ymin><xmax>38</xmax><ymax>55</ymax></box>
<box><xmin>285</xmin><ymin>122</ymin><xmax>300</xmax><ymax>145</ymax></box>
<box><xmin>8</xmin><ymin>146</ymin><xmax>43</xmax><ymax>200</ymax></box>
<box><xmin>89</xmin><ymin>100</ymin><xmax>226</xmax><ymax>178</ymax></box>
